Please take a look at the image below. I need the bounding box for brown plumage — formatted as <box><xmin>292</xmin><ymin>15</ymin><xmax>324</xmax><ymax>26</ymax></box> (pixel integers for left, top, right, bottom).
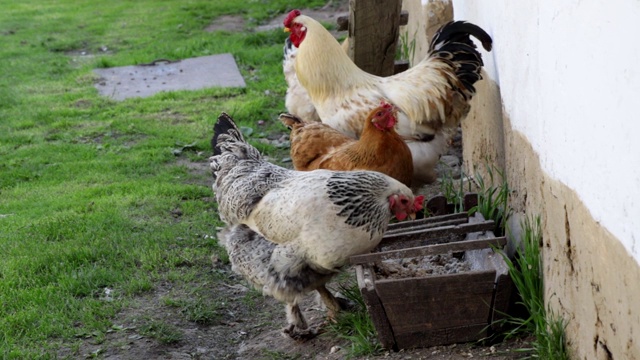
<box><xmin>280</xmin><ymin>101</ymin><xmax>413</xmax><ymax>188</ymax></box>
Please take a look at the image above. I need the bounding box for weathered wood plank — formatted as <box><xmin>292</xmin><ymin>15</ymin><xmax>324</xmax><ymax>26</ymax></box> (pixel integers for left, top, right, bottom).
<box><xmin>379</xmin><ymin>220</ymin><xmax>496</xmax><ymax>247</ymax></box>
<box><xmin>356</xmin><ymin>265</ymin><xmax>396</xmax><ymax>349</ymax></box>
<box><xmin>490</xmin><ymin>273</ymin><xmax>513</xmax><ymax>330</ymax></box>
<box><xmin>336</xmin><ymin>10</ymin><xmax>409</xmax><ymax>31</ymax></box>
<box><xmin>386</xmin><ymin>212</ymin><xmax>468</xmax><ymax>232</ymax></box>
<box><xmin>426</xmin><ymin>193</ymin><xmax>478</xmax><ymax>216</ymax></box>
<box><xmin>394</xmin><ymin>323</ymin><xmax>488</xmax><ymax>349</ymax></box>
<box><xmin>375</xmin><ymin>271</ymin><xmax>496</xmax><ymax>332</ymax></box>
<box><xmin>384</xmin><ymin>218</ymin><xmax>468</xmax><ymax>237</ymax></box>
<box><xmin>347</xmin><ymin>0</ymin><xmax>402</xmax><ymax>76</ymax></box>
<box><xmin>351</xmin><ymin>237</ymin><xmax>507</xmax><ymax>265</ymax></box>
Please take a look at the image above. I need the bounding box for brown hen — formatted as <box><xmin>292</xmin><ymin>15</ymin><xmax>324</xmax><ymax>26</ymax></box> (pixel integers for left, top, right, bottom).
<box><xmin>280</xmin><ymin>101</ymin><xmax>413</xmax><ymax>188</ymax></box>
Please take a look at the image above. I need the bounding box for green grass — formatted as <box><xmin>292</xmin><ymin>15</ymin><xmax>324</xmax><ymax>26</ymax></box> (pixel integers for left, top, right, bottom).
<box><xmin>327</xmin><ymin>284</ymin><xmax>382</xmax><ymax>358</ymax></box>
<box><xmin>496</xmin><ymin>216</ymin><xmax>569</xmax><ymax>359</ymax></box>
<box><xmin>0</xmin><ymin>0</ymin><xmax>324</xmax><ymax>357</ymax></box>
<box><xmin>397</xmin><ymin>29</ymin><xmax>417</xmax><ymax>62</ymax></box>
<box><xmin>470</xmin><ymin>163</ymin><xmax>511</xmax><ymax>236</ymax></box>
<box><xmin>438</xmin><ymin>165</ymin><xmax>473</xmax><ymax>214</ymax></box>
<box><xmin>436</xmin><ymin>162</ymin><xmax>510</xmax><ymax>235</ymax></box>
<box><xmin>139</xmin><ymin>320</ymin><xmax>183</xmax><ymax>345</ymax></box>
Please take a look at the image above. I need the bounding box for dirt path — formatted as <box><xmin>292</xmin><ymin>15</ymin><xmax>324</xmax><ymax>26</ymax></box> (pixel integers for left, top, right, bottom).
<box><xmin>62</xmin><ymin>266</ymin><xmax>526</xmax><ymax>359</ymax></box>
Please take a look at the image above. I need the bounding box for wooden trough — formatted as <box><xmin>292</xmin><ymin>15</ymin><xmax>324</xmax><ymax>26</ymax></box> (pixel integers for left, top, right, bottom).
<box><xmin>350</xmin><ymin>194</ymin><xmax>512</xmax><ymax>350</ymax></box>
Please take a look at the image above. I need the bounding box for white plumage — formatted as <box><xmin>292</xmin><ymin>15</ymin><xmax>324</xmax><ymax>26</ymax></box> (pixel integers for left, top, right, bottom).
<box><xmin>283</xmin><ymin>38</ymin><xmax>320</xmax><ymax>123</ymax></box>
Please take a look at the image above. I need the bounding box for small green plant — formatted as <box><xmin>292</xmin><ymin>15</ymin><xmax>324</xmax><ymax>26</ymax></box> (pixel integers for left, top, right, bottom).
<box><xmin>469</xmin><ymin>163</ymin><xmax>511</xmax><ymax>236</ymax></box>
<box><xmin>497</xmin><ymin>216</ymin><xmax>569</xmax><ymax>360</ymax></box>
<box><xmin>163</xmin><ymin>294</ymin><xmax>220</xmax><ymax>325</ymax></box>
<box><xmin>139</xmin><ymin>320</ymin><xmax>183</xmax><ymax>345</ymax></box>
<box><xmin>327</xmin><ymin>284</ymin><xmax>382</xmax><ymax>358</ymax></box>
<box><xmin>397</xmin><ymin>29</ymin><xmax>417</xmax><ymax>62</ymax></box>
<box><xmin>438</xmin><ymin>165</ymin><xmax>472</xmax><ymax>214</ymax></box>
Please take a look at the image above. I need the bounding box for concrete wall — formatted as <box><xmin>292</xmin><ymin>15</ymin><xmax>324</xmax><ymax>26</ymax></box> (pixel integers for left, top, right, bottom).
<box><xmin>402</xmin><ymin>0</ymin><xmax>640</xmax><ymax>358</ymax></box>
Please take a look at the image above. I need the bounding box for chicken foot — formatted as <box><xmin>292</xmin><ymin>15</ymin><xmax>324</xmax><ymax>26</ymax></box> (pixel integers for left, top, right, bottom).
<box><xmin>282</xmin><ymin>303</ymin><xmax>318</xmax><ymax>341</ymax></box>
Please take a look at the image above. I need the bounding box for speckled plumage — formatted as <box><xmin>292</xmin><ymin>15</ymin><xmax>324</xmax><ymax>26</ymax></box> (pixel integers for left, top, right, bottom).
<box><xmin>210</xmin><ymin>113</ymin><xmax>414</xmax><ymax>271</ymax></box>
<box><xmin>210</xmin><ymin>113</ymin><xmax>419</xmax><ymax>338</ymax></box>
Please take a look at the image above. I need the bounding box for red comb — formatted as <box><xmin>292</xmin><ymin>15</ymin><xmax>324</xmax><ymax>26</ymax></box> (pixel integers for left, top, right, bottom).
<box><xmin>379</xmin><ymin>100</ymin><xmax>393</xmax><ymax>110</ymax></box>
<box><xmin>413</xmin><ymin>195</ymin><xmax>425</xmax><ymax>211</ymax></box>
<box><xmin>284</xmin><ymin>9</ymin><xmax>301</xmax><ymax>28</ymax></box>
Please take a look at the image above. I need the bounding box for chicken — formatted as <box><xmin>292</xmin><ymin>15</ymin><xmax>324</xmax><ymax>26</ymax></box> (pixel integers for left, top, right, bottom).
<box><xmin>280</xmin><ymin>101</ymin><xmax>413</xmax><ymax>188</ymax></box>
<box><xmin>283</xmin><ymin>36</ymin><xmax>350</xmax><ymax>123</ymax></box>
<box><xmin>283</xmin><ymin>10</ymin><xmax>493</xmax><ymax>186</ymax></box>
<box><xmin>217</xmin><ymin>224</ymin><xmax>336</xmax><ymax>340</ymax></box>
<box><xmin>283</xmin><ymin>37</ymin><xmax>321</xmax><ymax>123</ymax></box>
<box><xmin>210</xmin><ymin>112</ymin><xmax>423</xmax><ymax>339</ymax></box>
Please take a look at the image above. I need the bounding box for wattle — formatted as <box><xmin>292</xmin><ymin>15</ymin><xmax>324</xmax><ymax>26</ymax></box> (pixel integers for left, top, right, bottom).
<box><xmin>290</xmin><ymin>31</ymin><xmax>306</xmax><ymax>48</ymax></box>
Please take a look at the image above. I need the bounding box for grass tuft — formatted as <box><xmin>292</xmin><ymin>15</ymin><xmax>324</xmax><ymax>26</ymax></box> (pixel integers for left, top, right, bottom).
<box><xmin>327</xmin><ymin>284</ymin><xmax>382</xmax><ymax>358</ymax></box>
<box><xmin>438</xmin><ymin>165</ymin><xmax>473</xmax><ymax>213</ymax></box>
<box><xmin>469</xmin><ymin>162</ymin><xmax>511</xmax><ymax>236</ymax></box>
<box><xmin>496</xmin><ymin>216</ymin><xmax>569</xmax><ymax>359</ymax></box>
<box><xmin>139</xmin><ymin>320</ymin><xmax>183</xmax><ymax>345</ymax></box>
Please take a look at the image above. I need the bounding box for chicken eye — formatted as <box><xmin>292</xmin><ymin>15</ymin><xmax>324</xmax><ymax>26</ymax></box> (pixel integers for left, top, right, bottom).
<box><xmin>376</xmin><ymin>111</ymin><xmax>383</xmax><ymax>117</ymax></box>
<box><xmin>400</xmin><ymin>198</ymin><xmax>409</xmax><ymax>205</ymax></box>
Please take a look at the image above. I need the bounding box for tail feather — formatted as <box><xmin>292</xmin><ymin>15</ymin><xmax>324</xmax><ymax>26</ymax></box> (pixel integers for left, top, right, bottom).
<box><xmin>279</xmin><ymin>113</ymin><xmax>304</xmax><ymax>131</ymax></box>
<box><xmin>430</xmin><ymin>21</ymin><xmax>492</xmax><ymax>52</ymax></box>
<box><xmin>429</xmin><ymin>21</ymin><xmax>493</xmax><ymax>99</ymax></box>
<box><xmin>209</xmin><ymin>112</ymin><xmax>262</xmax><ymax>185</ymax></box>
<box><xmin>211</xmin><ymin>112</ymin><xmax>245</xmax><ymax>156</ymax></box>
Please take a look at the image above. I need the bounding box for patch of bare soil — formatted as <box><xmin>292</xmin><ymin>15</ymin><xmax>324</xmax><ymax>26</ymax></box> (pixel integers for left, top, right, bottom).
<box><xmin>205</xmin><ymin>1</ymin><xmax>348</xmax><ymax>35</ymax></box>
<box><xmin>59</xmin><ymin>267</ymin><xmax>526</xmax><ymax>359</ymax></box>
<box><xmin>205</xmin><ymin>15</ymin><xmax>246</xmax><ymax>33</ymax></box>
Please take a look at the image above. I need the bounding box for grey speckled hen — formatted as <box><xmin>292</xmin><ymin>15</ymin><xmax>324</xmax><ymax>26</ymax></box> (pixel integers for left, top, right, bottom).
<box><xmin>210</xmin><ymin>112</ymin><xmax>423</xmax><ymax>339</ymax></box>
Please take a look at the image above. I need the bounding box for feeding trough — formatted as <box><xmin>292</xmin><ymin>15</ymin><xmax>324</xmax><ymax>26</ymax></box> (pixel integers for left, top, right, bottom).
<box><xmin>350</xmin><ymin>194</ymin><xmax>512</xmax><ymax>350</ymax></box>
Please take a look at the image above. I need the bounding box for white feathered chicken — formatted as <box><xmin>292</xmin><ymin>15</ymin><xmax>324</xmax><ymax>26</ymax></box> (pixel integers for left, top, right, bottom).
<box><xmin>210</xmin><ymin>112</ymin><xmax>423</xmax><ymax>339</ymax></box>
<box><xmin>283</xmin><ymin>37</ymin><xmax>321</xmax><ymax>123</ymax></box>
<box><xmin>283</xmin><ymin>10</ymin><xmax>493</xmax><ymax>186</ymax></box>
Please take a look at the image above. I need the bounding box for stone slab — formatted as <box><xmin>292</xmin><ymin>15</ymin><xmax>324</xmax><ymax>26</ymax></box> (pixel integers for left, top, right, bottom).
<box><xmin>93</xmin><ymin>53</ymin><xmax>246</xmax><ymax>101</ymax></box>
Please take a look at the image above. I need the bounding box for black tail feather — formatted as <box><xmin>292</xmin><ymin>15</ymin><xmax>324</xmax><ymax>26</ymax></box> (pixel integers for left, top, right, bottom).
<box><xmin>212</xmin><ymin>112</ymin><xmax>244</xmax><ymax>156</ymax></box>
<box><xmin>430</xmin><ymin>21</ymin><xmax>492</xmax><ymax>52</ymax></box>
<box><xmin>429</xmin><ymin>21</ymin><xmax>493</xmax><ymax>98</ymax></box>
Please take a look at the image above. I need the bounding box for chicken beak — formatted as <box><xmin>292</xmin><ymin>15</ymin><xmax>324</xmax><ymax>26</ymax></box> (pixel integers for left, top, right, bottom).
<box><xmin>284</xmin><ymin>27</ymin><xmax>291</xmax><ymax>33</ymax></box>
<box><xmin>409</xmin><ymin>212</ymin><xmax>417</xmax><ymax>220</ymax></box>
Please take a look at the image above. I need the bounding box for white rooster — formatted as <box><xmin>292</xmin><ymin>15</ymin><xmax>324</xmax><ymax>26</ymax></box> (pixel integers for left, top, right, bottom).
<box><xmin>283</xmin><ymin>10</ymin><xmax>493</xmax><ymax>186</ymax></box>
<box><xmin>210</xmin><ymin>112</ymin><xmax>423</xmax><ymax>339</ymax></box>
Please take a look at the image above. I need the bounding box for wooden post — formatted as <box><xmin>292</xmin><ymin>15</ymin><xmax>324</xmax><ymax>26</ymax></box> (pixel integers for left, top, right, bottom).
<box><xmin>347</xmin><ymin>0</ymin><xmax>402</xmax><ymax>77</ymax></box>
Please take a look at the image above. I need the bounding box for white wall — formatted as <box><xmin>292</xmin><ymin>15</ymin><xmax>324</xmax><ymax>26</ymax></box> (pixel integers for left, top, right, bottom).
<box><xmin>453</xmin><ymin>0</ymin><xmax>640</xmax><ymax>261</ymax></box>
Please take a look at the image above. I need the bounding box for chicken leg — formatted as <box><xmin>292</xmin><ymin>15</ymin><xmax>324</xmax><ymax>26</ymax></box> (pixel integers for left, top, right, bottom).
<box><xmin>282</xmin><ymin>303</ymin><xmax>317</xmax><ymax>341</ymax></box>
<box><xmin>316</xmin><ymin>285</ymin><xmax>342</xmax><ymax>321</ymax></box>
